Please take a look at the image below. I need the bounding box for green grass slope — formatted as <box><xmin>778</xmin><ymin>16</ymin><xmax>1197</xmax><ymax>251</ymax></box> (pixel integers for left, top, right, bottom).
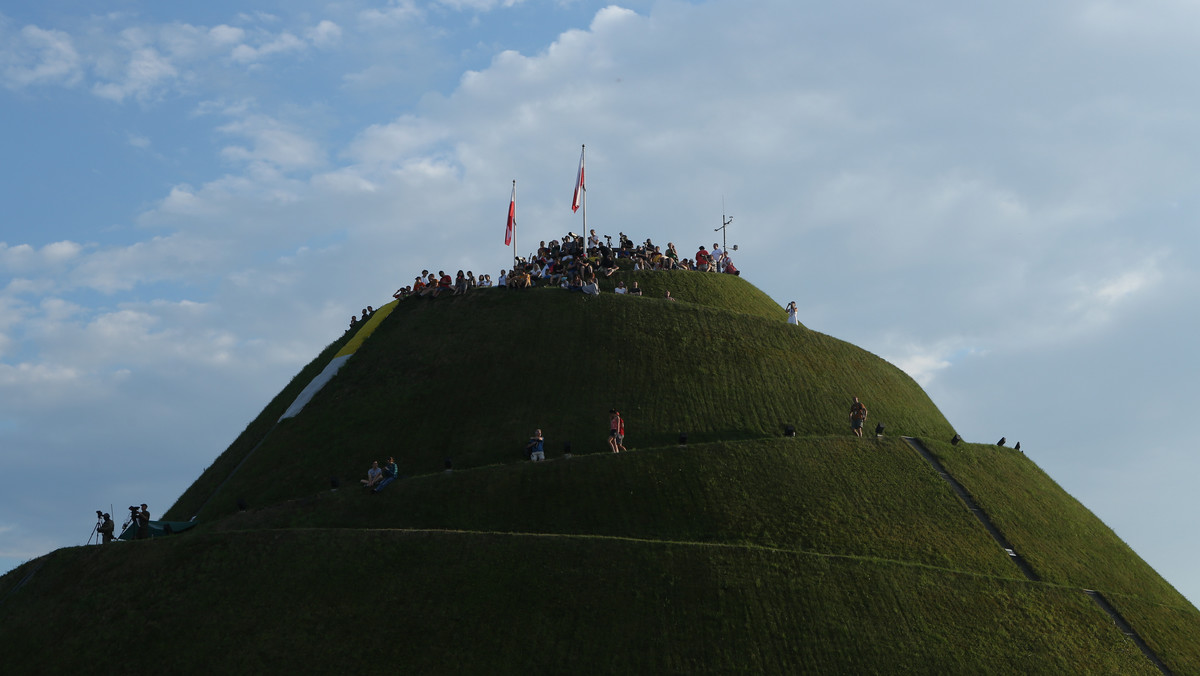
<box><xmin>921</xmin><ymin>439</ymin><xmax>1191</xmax><ymax>607</ymax></box>
<box><xmin>179</xmin><ymin>276</ymin><xmax>953</xmax><ymax>523</ymax></box>
<box><xmin>4</xmin><ymin>272</ymin><xmax>1198</xmax><ymax>673</ymax></box>
<box><xmin>166</xmin><ymin>330</ymin><xmax>354</xmax><ymax>520</ymax></box>
<box><xmin>0</xmin><ymin>530</ymin><xmax>1163</xmax><ymax>675</ymax></box>
<box><xmin>210</xmin><ymin>438</ymin><xmax>1015</xmax><ymax>577</ymax></box>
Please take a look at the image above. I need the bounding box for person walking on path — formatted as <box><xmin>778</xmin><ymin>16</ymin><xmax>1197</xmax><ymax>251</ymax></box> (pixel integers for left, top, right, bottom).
<box><xmin>849</xmin><ymin>397</ymin><xmax>868</xmax><ymax>438</ymax></box>
<box><xmin>608</xmin><ymin>410</ymin><xmax>622</xmax><ymax>453</ymax></box>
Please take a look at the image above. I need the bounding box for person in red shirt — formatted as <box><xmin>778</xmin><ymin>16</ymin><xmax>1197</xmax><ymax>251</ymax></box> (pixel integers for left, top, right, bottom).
<box><xmin>430</xmin><ymin>270</ymin><xmax>452</xmax><ymax>297</ymax></box>
<box><xmin>695</xmin><ymin>246</ymin><xmax>712</xmax><ymax>271</ymax></box>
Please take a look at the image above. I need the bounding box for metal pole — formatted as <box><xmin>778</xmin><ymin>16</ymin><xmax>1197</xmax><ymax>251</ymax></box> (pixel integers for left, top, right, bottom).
<box><xmin>512</xmin><ymin>179</ymin><xmax>517</xmax><ymax>267</ymax></box>
<box><xmin>581</xmin><ymin>144</ymin><xmax>587</xmax><ymax>236</ymax></box>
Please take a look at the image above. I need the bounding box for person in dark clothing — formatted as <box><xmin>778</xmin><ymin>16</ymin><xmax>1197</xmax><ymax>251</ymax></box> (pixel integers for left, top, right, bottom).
<box><xmin>136</xmin><ymin>504</ymin><xmax>151</xmax><ymax>539</ymax></box>
<box><xmin>373</xmin><ymin>457</ymin><xmax>400</xmax><ymax>493</ymax></box>
<box><xmin>98</xmin><ymin>513</ymin><xmax>115</xmax><ymax>544</ymax></box>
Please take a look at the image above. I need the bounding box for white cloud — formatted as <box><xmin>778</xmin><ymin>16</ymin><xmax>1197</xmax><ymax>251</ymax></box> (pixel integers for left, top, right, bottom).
<box><xmin>92</xmin><ymin>46</ymin><xmax>178</xmax><ymax>102</ymax></box>
<box><xmin>0</xmin><ymin>241</ymin><xmax>84</xmax><ymax>274</ymax></box>
<box><xmin>306</xmin><ymin>20</ymin><xmax>342</xmax><ymax>48</ymax></box>
<box><xmin>217</xmin><ymin>113</ymin><xmax>325</xmax><ymax>171</ymax></box>
<box><xmin>345</xmin><ymin>116</ymin><xmax>452</xmax><ymax>166</ymax></box>
<box><xmin>0</xmin><ymin>24</ymin><xmax>82</xmax><ymax>89</ymax></box>
<box><xmin>208</xmin><ymin>24</ymin><xmax>246</xmax><ymax>46</ymax></box>
<box><xmin>358</xmin><ymin>1</ymin><xmax>423</xmax><ymax>27</ymax></box>
<box><xmin>67</xmin><ymin>235</ymin><xmax>231</xmax><ymax>294</ymax></box>
<box><xmin>1066</xmin><ymin>253</ymin><xmax>1166</xmax><ymax>326</ymax></box>
<box><xmin>230</xmin><ymin>31</ymin><xmax>306</xmax><ymax>64</ymax></box>
<box><xmin>437</xmin><ymin>0</ymin><xmax>524</xmax><ymax>11</ymax></box>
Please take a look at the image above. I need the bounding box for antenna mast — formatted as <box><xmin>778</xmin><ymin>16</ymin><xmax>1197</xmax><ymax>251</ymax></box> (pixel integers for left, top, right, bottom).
<box><xmin>715</xmin><ymin>197</ymin><xmax>733</xmax><ymax>251</ymax></box>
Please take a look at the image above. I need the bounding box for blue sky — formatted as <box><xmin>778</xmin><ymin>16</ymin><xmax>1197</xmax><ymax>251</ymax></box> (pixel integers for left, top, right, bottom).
<box><xmin>2</xmin><ymin>0</ymin><xmax>1198</xmax><ymax>609</ymax></box>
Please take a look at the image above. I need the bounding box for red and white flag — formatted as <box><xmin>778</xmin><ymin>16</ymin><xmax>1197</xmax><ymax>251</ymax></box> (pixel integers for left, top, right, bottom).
<box><xmin>571</xmin><ymin>146</ymin><xmax>585</xmax><ymax>213</ymax></box>
<box><xmin>505</xmin><ymin>182</ymin><xmax>516</xmax><ymax>246</ymax></box>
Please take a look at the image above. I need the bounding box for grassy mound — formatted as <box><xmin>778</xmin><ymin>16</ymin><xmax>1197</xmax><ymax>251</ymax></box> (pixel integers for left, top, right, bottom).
<box><xmin>174</xmin><ymin>275</ymin><xmax>953</xmax><ymax>523</ymax></box>
<box><xmin>4</xmin><ymin>271</ymin><xmax>1197</xmax><ymax>672</ymax></box>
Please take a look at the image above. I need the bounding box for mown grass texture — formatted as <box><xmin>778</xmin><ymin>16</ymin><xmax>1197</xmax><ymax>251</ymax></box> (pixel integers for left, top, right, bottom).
<box><xmin>4</xmin><ymin>271</ymin><xmax>1195</xmax><ymax>674</ymax></box>
<box><xmin>186</xmin><ymin>276</ymin><xmax>953</xmax><ymax>523</ymax></box>
<box><xmin>0</xmin><ymin>530</ymin><xmax>1159</xmax><ymax>675</ymax></box>
<box><xmin>922</xmin><ymin>438</ymin><xmax>1192</xmax><ymax>608</ymax></box>
<box><xmin>210</xmin><ymin>437</ymin><xmax>1014</xmax><ymax>578</ymax></box>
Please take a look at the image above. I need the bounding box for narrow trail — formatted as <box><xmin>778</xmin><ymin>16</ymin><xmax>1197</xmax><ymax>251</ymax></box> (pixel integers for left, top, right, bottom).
<box><xmin>902</xmin><ymin>436</ymin><xmax>1172</xmax><ymax>675</ymax></box>
<box><xmin>0</xmin><ymin>560</ymin><xmax>45</xmax><ymax>608</ymax></box>
<box><xmin>900</xmin><ymin>437</ymin><xmax>1039</xmax><ymax>581</ymax></box>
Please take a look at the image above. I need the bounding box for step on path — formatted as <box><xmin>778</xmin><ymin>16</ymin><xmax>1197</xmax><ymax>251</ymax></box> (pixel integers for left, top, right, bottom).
<box><xmin>901</xmin><ymin>437</ymin><xmax>1172</xmax><ymax>676</ymax></box>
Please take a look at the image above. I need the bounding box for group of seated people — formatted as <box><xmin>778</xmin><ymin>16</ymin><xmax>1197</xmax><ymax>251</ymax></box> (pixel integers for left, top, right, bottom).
<box><xmin>494</xmin><ymin>230</ymin><xmax>742</xmax><ymax>293</ymax></box>
<box><xmin>391</xmin><ymin>269</ymin><xmax>496</xmax><ymax>302</ymax></box>
<box><xmin>348</xmin><ymin>305</ymin><xmax>377</xmax><ymax>330</ymax></box>
<box><xmin>346</xmin><ymin>230</ymin><xmax>743</xmax><ymax>330</ymax></box>
<box><xmin>360</xmin><ymin>457</ymin><xmax>399</xmax><ymax>493</ymax></box>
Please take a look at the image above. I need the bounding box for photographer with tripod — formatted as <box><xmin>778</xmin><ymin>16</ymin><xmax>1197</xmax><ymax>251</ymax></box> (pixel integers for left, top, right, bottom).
<box><xmin>121</xmin><ymin>504</ymin><xmax>150</xmax><ymax>540</ymax></box>
<box><xmin>98</xmin><ymin>512</ymin><xmax>114</xmax><ymax>544</ymax></box>
<box><xmin>88</xmin><ymin>510</ymin><xmax>115</xmax><ymax>545</ymax></box>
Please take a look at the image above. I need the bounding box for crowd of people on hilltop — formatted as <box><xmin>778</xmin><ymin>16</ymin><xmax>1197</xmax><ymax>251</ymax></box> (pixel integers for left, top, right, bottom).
<box><xmin>346</xmin><ymin>230</ymin><xmax>743</xmax><ymax>328</ymax></box>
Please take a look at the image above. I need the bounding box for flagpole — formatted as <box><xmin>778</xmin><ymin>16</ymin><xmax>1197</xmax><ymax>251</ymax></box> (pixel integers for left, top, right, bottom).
<box><xmin>581</xmin><ymin>145</ymin><xmax>586</xmax><ymax>236</ymax></box>
<box><xmin>512</xmin><ymin>179</ymin><xmax>517</xmax><ymax>266</ymax></box>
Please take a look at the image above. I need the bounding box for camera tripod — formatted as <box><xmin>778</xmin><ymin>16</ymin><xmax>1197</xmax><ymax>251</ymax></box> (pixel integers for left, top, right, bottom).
<box><xmin>87</xmin><ymin>506</ymin><xmax>115</xmax><ymax>545</ymax></box>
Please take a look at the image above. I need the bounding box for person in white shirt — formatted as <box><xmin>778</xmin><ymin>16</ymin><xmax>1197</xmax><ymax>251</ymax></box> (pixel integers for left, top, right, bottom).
<box><xmin>497</xmin><ymin>270</ymin><xmax>508</xmax><ymax>287</ymax></box>
<box><xmin>786</xmin><ymin>301</ymin><xmax>799</xmax><ymax>325</ymax></box>
<box><xmin>614</xmin><ymin>281</ymin><xmax>627</xmax><ymax>294</ymax></box>
<box><xmin>712</xmin><ymin>243</ymin><xmax>725</xmax><ymax>272</ymax></box>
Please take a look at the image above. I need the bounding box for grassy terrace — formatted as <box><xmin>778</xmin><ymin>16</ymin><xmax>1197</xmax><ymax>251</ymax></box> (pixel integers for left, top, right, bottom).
<box><xmin>210</xmin><ymin>438</ymin><xmax>1014</xmax><ymax>577</ymax></box>
<box><xmin>174</xmin><ymin>273</ymin><xmax>954</xmax><ymax>523</ymax></box>
<box><xmin>0</xmin><ymin>531</ymin><xmax>1161</xmax><ymax>675</ymax></box>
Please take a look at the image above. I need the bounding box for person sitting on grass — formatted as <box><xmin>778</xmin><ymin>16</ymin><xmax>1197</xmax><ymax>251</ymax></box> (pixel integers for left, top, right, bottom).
<box><xmin>420</xmin><ymin>272</ymin><xmax>439</xmax><ymax>296</ymax></box>
<box><xmin>628</xmin><ymin>281</ymin><xmax>643</xmax><ymax>296</ymax></box>
<box><xmin>664</xmin><ymin>290</ymin><xmax>676</xmax><ymax>301</ymax></box>
<box><xmin>430</xmin><ymin>270</ymin><xmax>452</xmax><ymax>297</ymax></box>
<box><xmin>360</xmin><ymin>460</ymin><xmax>383</xmax><ymax>488</ymax></box>
<box><xmin>453</xmin><ymin>270</ymin><xmax>468</xmax><ymax>295</ymax></box>
<box><xmin>526</xmin><ymin>429</ymin><xmax>546</xmax><ymax>461</ymax></box>
<box><xmin>615</xmin><ymin>281</ymin><xmax>627</xmax><ymax>294</ymax></box>
<box><xmin>582</xmin><ymin>276</ymin><xmax>600</xmax><ymax>295</ymax></box>
<box><xmin>509</xmin><ymin>267</ymin><xmax>532</xmax><ymax>289</ymax></box>
<box><xmin>373</xmin><ymin>457</ymin><xmax>400</xmax><ymax>493</ymax></box>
